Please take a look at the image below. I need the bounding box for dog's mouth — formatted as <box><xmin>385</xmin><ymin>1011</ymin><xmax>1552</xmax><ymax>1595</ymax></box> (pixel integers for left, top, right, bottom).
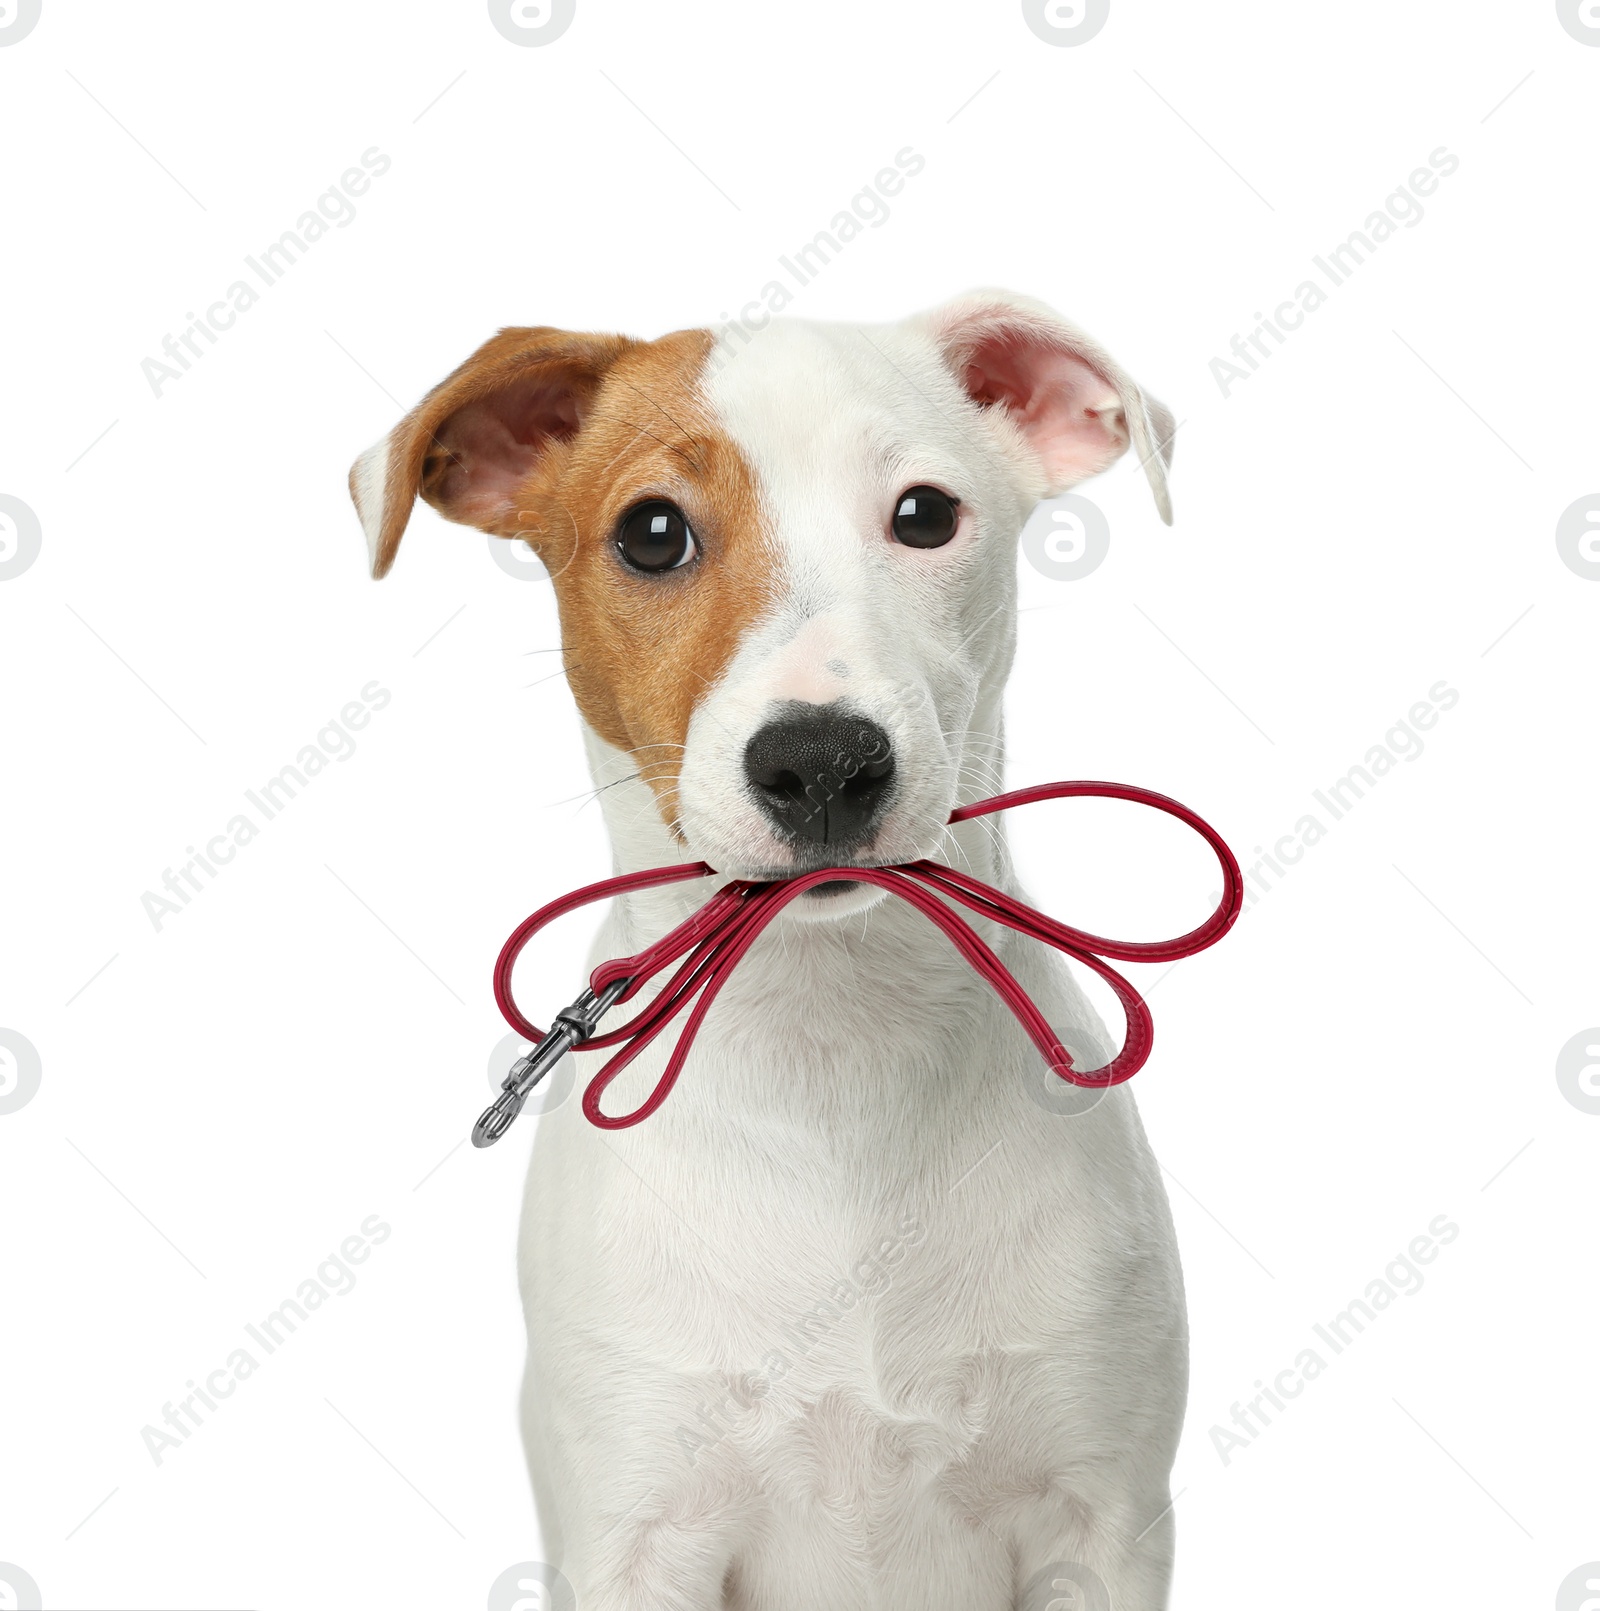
<box><xmin>804</xmin><ymin>878</ymin><xmax>859</xmax><ymax>898</ymax></box>
<box><xmin>730</xmin><ymin>861</ymin><xmax>877</xmax><ymax>889</ymax></box>
<box><xmin>712</xmin><ymin>858</ymin><xmax>886</xmax><ymax>916</ymax></box>
<box><xmin>706</xmin><ymin>817</ymin><xmax>952</xmax><ymax>897</ymax></box>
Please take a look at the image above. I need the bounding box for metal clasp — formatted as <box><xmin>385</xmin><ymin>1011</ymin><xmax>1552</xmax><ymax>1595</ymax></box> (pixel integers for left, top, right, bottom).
<box><xmin>472</xmin><ymin>977</ymin><xmax>630</xmax><ymax>1148</ymax></box>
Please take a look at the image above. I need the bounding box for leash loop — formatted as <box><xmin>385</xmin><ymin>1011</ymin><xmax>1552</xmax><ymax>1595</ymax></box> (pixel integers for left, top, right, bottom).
<box><xmin>473</xmin><ymin>781</ymin><xmax>1242</xmax><ymax>1144</ymax></box>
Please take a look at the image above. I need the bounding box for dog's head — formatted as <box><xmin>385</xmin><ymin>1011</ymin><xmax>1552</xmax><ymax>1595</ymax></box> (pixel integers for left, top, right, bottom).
<box><xmin>351</xmin><ymin>290</ymin><xmax>1171</xmax><ymax>889</ymax></box>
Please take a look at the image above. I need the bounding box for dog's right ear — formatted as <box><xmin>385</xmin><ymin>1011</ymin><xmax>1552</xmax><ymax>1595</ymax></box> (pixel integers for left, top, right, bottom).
<box><xmin>348</xmin><ymin>326</ymin><xmax>636</xmax><ymax>578</ymax></box>
<box><xmin>920</xmin><ymin>289</ymin><xmax>1176</xmax><ymax>525</ymax></box>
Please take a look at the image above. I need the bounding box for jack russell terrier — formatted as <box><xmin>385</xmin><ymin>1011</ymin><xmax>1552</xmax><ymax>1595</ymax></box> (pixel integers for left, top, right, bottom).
<box><xmin>351</xmin><ymin>290</ymin><xmax>1181</xmax><ymax>1611</ymax></box>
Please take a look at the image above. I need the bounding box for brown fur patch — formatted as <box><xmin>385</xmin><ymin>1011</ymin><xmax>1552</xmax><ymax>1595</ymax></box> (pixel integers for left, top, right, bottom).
<box><xmin>370</xmin><ymin>327</ymin><xmax>776</xmax><ymax>833</ymax></box>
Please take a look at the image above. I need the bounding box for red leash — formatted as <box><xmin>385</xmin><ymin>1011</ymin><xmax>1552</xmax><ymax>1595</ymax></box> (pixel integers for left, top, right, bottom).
<box><xmin>473</xmin><ymin>781</ymin><xmax>1243</xmax><ymax>1146</ymax></box>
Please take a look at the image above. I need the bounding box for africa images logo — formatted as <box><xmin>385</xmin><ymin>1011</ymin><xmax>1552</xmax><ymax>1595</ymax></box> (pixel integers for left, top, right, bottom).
<box><xmin>140</xmin><ymin>682</ymin><xmax>391</xmax><ymax>931</ymax></box>
<box><xmin>0</xmin><ymin>494</ymin><xmax>42</xmax><ymax>580</ymax></box>
<box><xmin>0</xmin><ymin>0</ymin><xmax>42</xmax><ymax>46</ymax></box>
<box><xmin>1209</xmin><ymin>149</ymin><xmax>1459</xmax><ymax>398</ymax></box>
<box><xmin>489</xmin><ymin>0</ymin><xmax>576</xmax><ymax>46</ymax></box>
<box><xmin>1022</xmin><ymin>0</ymin><xmax>1110</xmax><ymax>47</ymax></box>
<box><xmin>140</xmin><ymin>151</ymin><xmax>392</xmax><ymax>398</ymax></box>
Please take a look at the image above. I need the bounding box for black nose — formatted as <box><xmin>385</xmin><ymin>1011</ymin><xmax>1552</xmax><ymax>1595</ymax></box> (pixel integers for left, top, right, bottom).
<box><xmin>743</xmin><ymin>705</ymin><xmax>896</xmax><ymax>851</ymax></box>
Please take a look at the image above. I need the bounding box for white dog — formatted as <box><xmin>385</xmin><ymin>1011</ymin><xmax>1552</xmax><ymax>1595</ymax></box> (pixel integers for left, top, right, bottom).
<box><xmin>352</xmin><ymin>290</ymin><xmax>1182</xmax><ymax>1610</ymax></box>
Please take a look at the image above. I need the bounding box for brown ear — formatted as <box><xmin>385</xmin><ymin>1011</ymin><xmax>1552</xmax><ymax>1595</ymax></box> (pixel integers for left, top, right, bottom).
<box><xmin>922</xmin><ymin>289</ymin><xmax>1175</xmax><ymax>524</ymax></box>
<box><xmin>348</xmin><ymin>326</ymin><xmax>637</xmax><ymax>578</ymax></box>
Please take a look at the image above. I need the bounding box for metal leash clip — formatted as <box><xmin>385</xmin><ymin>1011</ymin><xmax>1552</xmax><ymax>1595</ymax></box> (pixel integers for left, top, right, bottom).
<box><xmin>473</xmin><ymin>977</ymin><xmax>631</xmax><ymax>1148</ymax></box>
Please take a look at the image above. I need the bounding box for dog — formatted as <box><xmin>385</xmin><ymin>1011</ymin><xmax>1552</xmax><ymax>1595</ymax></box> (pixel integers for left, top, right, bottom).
<box><xmin>351</xmin><ymin>290</ymin><xmax>1181</xmax><ymax>1610</ymax></box>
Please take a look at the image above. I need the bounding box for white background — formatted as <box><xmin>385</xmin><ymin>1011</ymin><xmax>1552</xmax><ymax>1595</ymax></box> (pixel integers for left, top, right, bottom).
<box><xmin>2</xmin><ymin>1</ymin><xmax>1597</xmax><ymax>1607</ymax></box>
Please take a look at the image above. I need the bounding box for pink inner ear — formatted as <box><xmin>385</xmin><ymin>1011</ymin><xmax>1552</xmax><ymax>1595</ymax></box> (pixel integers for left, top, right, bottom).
<box><xmin>963</xmin><ymin>331</ymin><xmax>1128</xmax><ymax>489</ymax></box>
<box><xmin>432</xmin><ymin>376</ymin><xmax>584</xmax><ymax>528</ymax></box>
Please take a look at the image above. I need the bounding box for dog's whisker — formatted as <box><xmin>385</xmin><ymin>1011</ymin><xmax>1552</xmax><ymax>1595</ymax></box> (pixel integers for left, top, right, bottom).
<box><xmin>524</xmin><ymin>662</ymin><xmax>581</xmax><ymax>690</ymax></box>
<box><xmin>548</xmin><ymin>772</ymin><xmax>643</xmax><ymax>812</ymax></box>
<box><xmin>602</xmin><ymin>376</ymin><xmax>711</xmax><ymax>475</ymax></box>
<box><xmin>590</xmin><ymin>412</ymin><xmax>698</xmax><ymax>470</ymax></box>
<box><xmin>952</xmin><ymin>598</ymin><xmax>1014</xmax><ymax>661</ymax></box>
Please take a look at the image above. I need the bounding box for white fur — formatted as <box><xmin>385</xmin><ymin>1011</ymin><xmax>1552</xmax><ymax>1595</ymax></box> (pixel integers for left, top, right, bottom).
<box><xmin>351</xmin><ymin>433</ymin><xmax>390</xmax><ymax>574</ymax></box>
<box><xmin>517</xmin><ymin>300</ymin><xmax>1186</xmax><ymax>1609</ymax></box>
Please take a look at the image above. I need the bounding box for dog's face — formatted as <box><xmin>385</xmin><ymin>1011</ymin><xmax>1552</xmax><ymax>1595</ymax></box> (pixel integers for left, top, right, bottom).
<box><xmin>352</xmin><ymin>292</ymin><xmax>1171</xmax><ymax>885</ymax></box>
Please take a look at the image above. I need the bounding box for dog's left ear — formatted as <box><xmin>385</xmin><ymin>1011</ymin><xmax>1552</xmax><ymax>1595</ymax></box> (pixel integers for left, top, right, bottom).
<box><xmin>347</xmin><ymin>326</ymin><xmax>637</xmax><ymax>578</ymax></box>
<box><xmin>921</xmin><ymin>290</ymin><xmax>1175</xmax><ymax>524</ymax></box>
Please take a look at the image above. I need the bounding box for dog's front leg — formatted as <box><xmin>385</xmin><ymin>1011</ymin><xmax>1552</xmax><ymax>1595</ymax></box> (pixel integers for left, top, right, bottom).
<box><xmin>556</xmin><ymin>1508</ymin><xmax>739</xmax><ymax>1611</ymax></box>
<box><xmin>522</xmin><ymin>1358</ymin><xmax>753</xmax><ymax>1611</ymax></box>
<box><xmin>1013</xmin><ymin>1489</ymin><xmax>1177</xmax><ymax>1611</ymax></box>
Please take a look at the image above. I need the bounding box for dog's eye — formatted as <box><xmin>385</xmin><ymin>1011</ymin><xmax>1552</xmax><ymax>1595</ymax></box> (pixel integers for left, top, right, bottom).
<box><xmin>616</xmin><ymin>500</ymin><xmax>697</xmax><ymax>572</ymax></box>
<box><xmin>890</xmin><ymin>486</ymin><xmax>960</xmax><ymax>549</ymax></box>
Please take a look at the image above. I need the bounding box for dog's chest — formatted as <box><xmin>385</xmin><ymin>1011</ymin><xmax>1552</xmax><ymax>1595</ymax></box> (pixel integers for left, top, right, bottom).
<box><xmin>662</xmin><ymin>1209</ymin><xmax>1063</xmax><ymax>1528</ymax></box>
<box><xmin>579</xmin><ymin>1084</ymin><xmax>1167</xmax><ymax>1492</ymax></box>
